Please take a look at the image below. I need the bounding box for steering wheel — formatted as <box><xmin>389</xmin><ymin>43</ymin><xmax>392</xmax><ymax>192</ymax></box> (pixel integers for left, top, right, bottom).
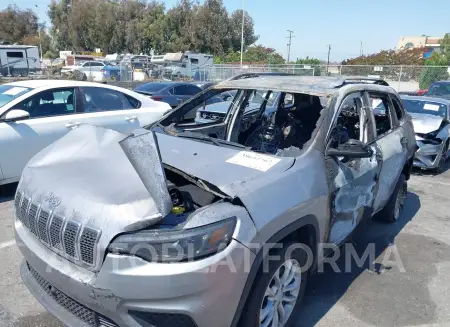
<box><xmin>244</xmin><ymin>122</ymin><xmax>282</xmax><ymax>154</ymax></box>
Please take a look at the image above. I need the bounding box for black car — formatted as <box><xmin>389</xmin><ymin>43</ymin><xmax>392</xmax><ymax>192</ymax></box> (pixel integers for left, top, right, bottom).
<box><xmin>424</xmin><ymin>80</ymin><xmax>450</xmax><ymax>98</ymax></box>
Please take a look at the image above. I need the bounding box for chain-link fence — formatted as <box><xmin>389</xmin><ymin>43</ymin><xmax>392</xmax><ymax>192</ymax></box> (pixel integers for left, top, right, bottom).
<box><xmin>1</xmin><ymin>64</ymin><xmax>449</xmax><ymax>92</ymax></box>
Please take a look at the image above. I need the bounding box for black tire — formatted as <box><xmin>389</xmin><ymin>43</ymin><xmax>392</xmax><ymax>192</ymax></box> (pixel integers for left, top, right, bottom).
<box><xmin>20</xmin><ymin>70</ymin><xmax>28</xmax><ymax>77</ymax></box>
<box><xmin>11</xmin><ymin>70</ymin><xmax>20</xmax><ymax>77</ymax></box>
<box><xmin>239</xmin><ymin>242</ymin><xmax>309</xmax><ymax>327</ymax></box>
<box><xmin>374</xmin><ymin>173</ymin><xmax>407</xmax><ymax>223</ymax></box>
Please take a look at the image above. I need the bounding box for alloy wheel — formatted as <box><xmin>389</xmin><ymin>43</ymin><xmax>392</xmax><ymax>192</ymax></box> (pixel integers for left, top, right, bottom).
<box><xmin>259</xmin><ymin>259</ymin><xmax>302</xmax><ymax>327</ymax></box>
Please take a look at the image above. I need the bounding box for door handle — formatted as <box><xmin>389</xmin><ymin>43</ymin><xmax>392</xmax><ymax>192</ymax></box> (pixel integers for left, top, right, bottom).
<box><xmin>376</xmin><ymin>151</ymin><xmax>383</xmax><ymax>161</ymax></box>
<box><xmin>125</xmin><ymin>116</ymin><xmax>137</xmax><ymax>122</ymax></box>
<box><xmin>400</xmin><ymin>137</ymin><xmax>408</xmax><ymax>147</ymax></box>
<box><xmin>65</xmin><ymin>122</ymin><xmax>80</xmax><ymax>129</ymax></box>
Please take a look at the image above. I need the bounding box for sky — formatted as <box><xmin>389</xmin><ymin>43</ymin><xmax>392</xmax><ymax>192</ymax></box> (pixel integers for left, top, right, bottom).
<box><xmin>3</xmin><ymin>0</ymin><xmax>450</xmax><ymax>62</ymax></box>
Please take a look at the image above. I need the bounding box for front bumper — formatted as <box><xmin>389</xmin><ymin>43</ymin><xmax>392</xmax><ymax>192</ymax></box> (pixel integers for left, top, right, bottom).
<box><xmin>16</xmin><ymin>221</ymin><xmax>255</xmax><ymax>327</ymax></box>
<box><xmin>413</xmin><ymin>138</ymin><xmax>446</xmax><ymax>169</ymax></box>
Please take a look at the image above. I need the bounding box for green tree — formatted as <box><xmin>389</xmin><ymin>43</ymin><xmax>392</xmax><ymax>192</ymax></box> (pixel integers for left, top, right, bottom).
<box><xmin>342</xmin><ymin>48</ymin><xmax>426</xmax><ymax>66</ymax></box>
<box><xmin>215</xmin><ymin>45</ymin><xmax>285</xmax><ymax>64</ymax></box>
<box><xmin>295</xmin><ymin>57</ymin><xmax>323</xmax><ymax>76</ymax></box>
<box><xmin>229</xmin><ymin>10</ymin><xmax>258</xmax><ymax>52</ymax></box>
<box><xmin>419</xmin><ymin>52</ymin><xmax>449</xmax><ymax>89</ymax></box>
<box><xmin>0</xmin><ymin>5</ymin><xmax>38</xmax><ymax>44</ymax></box>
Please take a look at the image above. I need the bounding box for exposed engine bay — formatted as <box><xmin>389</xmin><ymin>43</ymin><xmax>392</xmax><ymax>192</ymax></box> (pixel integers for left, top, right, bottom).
<box><xmin>165</xmin><ymin>168</ymin><xmax>219</xmax><ymax>214</ymax></box>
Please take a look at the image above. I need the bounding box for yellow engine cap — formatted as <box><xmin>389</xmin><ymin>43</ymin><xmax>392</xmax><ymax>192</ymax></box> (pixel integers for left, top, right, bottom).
<box><xmin>171</xmin><ymin>206</ymin><xmax>185</xmax><ymax>214</ymax></box>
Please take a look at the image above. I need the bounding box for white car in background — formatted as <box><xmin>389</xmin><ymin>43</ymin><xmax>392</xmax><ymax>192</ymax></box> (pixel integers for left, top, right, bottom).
<box><xmin>61</xmin><ymin>61</ymin><xmax>109</xmax><ymax>81</ymax></box>
<box><xmin>0</xmin><ymin>80</ymin><xmax>170</xmax><ymax>186</ymax></box>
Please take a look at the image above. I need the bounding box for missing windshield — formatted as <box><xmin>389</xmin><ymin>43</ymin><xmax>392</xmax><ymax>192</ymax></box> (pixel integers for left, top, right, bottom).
<box><xmin>160</xmin><ymin>87</ymin><xmax>326</xmax><ymax>157</ymax></box>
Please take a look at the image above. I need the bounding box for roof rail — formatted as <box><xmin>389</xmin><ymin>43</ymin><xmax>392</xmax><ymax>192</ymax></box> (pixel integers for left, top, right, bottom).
<box><xmin>341</xmin><ymin>76</ymin><xmax>389</xmax><ymax>86</ymax></box>
<box><xmin>225</xmin><ymin>72</ymin><xmax>294</xmax><ymax>81</ymax></box>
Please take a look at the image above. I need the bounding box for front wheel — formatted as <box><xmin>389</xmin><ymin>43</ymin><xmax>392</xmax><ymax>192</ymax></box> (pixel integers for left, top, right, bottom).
<box><xmin>239</xmin><ymin>242</ymin><xmax>309</xmax><ymax>327</ymax></box>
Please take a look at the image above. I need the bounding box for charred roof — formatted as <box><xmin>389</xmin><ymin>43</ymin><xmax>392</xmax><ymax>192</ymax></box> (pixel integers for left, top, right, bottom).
<box><xmin>215</xmin><ymin>75</ymin><xmax>391</xmax><ymax>97</ymax></box>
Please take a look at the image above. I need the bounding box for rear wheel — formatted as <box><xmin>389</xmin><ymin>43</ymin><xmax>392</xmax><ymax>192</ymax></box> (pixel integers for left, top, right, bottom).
<box><xmin>239</xmin><ymin>242</ymin><xmax>309</xmax><ymax>327</ymax></box>
<box><xmin>20</xmin><ymin>70</ymin><xmax>28</xmax><ymax>77</ymax></box>
<box><xmin>374</xmin><ymin>173</ymin><xmax>406</xmax><ymax>223</ymax></box>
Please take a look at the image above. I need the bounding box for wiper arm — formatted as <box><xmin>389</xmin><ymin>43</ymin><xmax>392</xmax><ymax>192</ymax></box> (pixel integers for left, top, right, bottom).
<box><xmin>176</xmin><ymin>131</ymin><xmax>222</xmax><ymax>147</ymax></box>
<box><xmin>176</xmin><ymin>131</ymin><xmax>247</xmax><ymax>149</ymax></box>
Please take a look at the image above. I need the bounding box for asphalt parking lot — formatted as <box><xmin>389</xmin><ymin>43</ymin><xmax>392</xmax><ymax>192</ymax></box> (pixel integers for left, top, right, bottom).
<box><xmin>0</xmin><ymin>167</ymin><xmax>449</xmax><ymax>327</ymax></box>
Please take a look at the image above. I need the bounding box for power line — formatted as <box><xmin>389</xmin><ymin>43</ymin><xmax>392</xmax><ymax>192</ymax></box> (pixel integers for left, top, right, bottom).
<box><xmin>286</xmin><ymin>30</ymin><xmax>295</xmax><ymax>63</ymax></box>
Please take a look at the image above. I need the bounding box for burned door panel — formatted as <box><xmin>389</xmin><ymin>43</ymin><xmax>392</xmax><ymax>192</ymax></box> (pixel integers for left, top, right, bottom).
<box><xmin>326</xmin><ymin>91</ymin><xmax>382</xmax><ymax>244</ymax></box>
<box><xmin>327</xmin><ymin>143</ymin><xmax>382</xmax><ymax>244</ymax></box>
<box><xmin>373</xmin><ymin>128</ymin><xmax>407</xmax><ymax>211</ymax></box>
<box><xmin>371</xmin><ymin>92</ymin><xmax>409</xmax><ymax>212</ymax></box>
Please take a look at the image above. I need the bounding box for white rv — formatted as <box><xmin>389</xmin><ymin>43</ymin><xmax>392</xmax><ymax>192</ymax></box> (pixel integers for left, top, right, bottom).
<box><xmin>0</xmin><ymin>45</ymin><xmax>40</xmax><ymax>77</ymax></box>
<box><xmin>152</xmin><ymin>51</ymin><xmax>213</xmax><ymax>78</ymax></box>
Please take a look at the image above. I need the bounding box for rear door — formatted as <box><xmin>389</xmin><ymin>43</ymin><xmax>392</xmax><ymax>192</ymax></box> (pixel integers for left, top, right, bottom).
<box><xmin>0</xmin><ymin>87</ymin><xmax>78</xmax><ymax>181</ymax></box>
<box><xmin>76</xmin><ymin>86</ymin><xmax>141</xmax><ymax>132</ymax></box>
<box><xmin>370</xmin><ymin>91</ymin><xmax>409</xmax><ymax>212</ymax></box>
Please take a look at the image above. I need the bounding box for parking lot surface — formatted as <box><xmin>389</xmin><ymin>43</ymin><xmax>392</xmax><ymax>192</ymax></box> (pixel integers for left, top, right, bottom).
<box><xmin>0</xmin><ymin>167</ymin><xmax>449</xmax><ymax>327</ymax></box>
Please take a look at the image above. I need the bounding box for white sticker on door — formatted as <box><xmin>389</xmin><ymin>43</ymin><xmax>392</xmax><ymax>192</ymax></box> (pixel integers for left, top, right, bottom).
<box><xmin>226</xmin><ymin>151</ymin><xmax>281</xmax><ymax>171</ymax></box>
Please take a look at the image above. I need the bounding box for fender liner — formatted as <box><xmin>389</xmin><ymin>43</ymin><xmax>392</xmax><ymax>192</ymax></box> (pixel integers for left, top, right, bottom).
<box><xmin>230</xmin><ymin>214</ymin><xmax>320</xmax><ymax>327</ymax></box>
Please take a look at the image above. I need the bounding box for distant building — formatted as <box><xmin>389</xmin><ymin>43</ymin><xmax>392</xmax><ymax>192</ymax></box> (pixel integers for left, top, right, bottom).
<box><xmin>397</xmin><ymin>36</ymin><xmax>442</xmax><ymax>58</ymax></box>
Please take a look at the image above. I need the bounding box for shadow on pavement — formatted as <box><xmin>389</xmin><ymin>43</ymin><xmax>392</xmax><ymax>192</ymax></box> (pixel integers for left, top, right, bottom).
<box><xmin>13</xmin><ymin>312</ymin><xmax>62</xmax><ymax>327</ymax></box>
<box><xmin>297</xmin><ymin>192</ymin><xmax>450</xmax><ymax>327</ymax></box>
<box><xmin>0</xmin><ymin>183</ymin><xmax>17</xmax><ymax>204</ymax></box>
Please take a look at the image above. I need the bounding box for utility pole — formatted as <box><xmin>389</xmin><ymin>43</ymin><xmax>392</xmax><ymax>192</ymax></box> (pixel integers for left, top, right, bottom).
<box><xmin>35</xmin><ymin>5</ymin><xmax>43</xmax><ymax>63</ymax></box>
<box><xmin>327</xmin><ymin>44</ymin><xmax>331</xmax><ymax>75</ymax></box>
<box><xmin>360</xmin><ymin>41</ymin><xmax>363</xmax><ymax>56</ymax></box>
<box><xmin>286</xmin><ymin>30</ymin><xmax>294</xmax><ymax>63</ymax></box>
<box><xmin>240</xmin><ymin>0</ymin><xmax>245</xmax><ymax>66</ymax></box>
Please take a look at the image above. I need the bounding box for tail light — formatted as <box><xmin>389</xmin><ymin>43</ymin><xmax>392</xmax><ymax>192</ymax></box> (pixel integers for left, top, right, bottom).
<box><xmin>151</xmin><ymin>96</ymin><xmax>163</xmax><ymax>101</ymax></box>
<box><xmin>418</xmin><ymin>89</ymin><xmax>428</xmax><ymax>95</ymax></box>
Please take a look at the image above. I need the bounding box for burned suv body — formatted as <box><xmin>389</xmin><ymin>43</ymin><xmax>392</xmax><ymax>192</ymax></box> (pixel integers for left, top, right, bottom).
<box><xmin>15</xmin><ymin>76</ymin><xmax>415</xmax><ymax>327</ymax></box>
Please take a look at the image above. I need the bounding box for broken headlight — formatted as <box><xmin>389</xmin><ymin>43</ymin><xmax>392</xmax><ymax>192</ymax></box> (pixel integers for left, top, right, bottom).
<box><xmin>108</xmin><ymin>217</ymin><xmax>236</xmax><ymax>262</ymax></box>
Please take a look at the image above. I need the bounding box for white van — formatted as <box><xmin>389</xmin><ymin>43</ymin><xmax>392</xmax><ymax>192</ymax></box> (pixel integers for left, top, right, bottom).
<box><xmin>155</xmin><ymin>52</ymin><xmax>213</xmax><ymax>78</ymax></box>
<box><xmin>0</xmin><ymin>45</ymin><xmax>40</xmax><ymax>77</ymax></box>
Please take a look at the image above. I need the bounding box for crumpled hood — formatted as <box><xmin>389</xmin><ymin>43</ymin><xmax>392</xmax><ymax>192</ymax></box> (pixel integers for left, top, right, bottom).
<box><xmin>156</xmin><ymin>132</ymin><xmax>295</xmax><ymax>197</ymax></box>
<box><xmin>410</xmin><ymin>113</ymin><xmax>444</xmax><ymax>134</ymax></box>
<box><xmin>17</xmin><ymin>125</ymin><xmax>171</xmax><ymax>271</ymax></box>
<box><xmin>17</xmin><ymin>124</ymin><xmax>294</xmax><ymax>270</ymax></box>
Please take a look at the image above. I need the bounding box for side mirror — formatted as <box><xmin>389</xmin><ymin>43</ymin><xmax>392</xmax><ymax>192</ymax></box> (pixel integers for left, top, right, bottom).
<box><xmin>326</xmin><ymin>140</ymin><xmax>373</xmax><ymax>159</ymax></box>
<box><xmin>2</xmin><ymin>109</ymin><xmax>30</xmax><ymax>122</ymax></box>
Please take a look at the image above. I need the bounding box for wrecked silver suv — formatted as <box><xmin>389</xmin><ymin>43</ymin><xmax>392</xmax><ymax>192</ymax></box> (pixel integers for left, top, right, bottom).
<box><xmin>15</xmin><ymin>76</ymin><xmax>416</xmax><ymax>327</ymax></box>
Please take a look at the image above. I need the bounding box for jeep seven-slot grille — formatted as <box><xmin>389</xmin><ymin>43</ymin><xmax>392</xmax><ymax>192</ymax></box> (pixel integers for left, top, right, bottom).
<box><xmin>63</xmin><ymin>222</ymin><xmax>80</xmax><ymax>258</ymax></box>
<box><xmin>80</xmin><ymin>228</ymin><xmax>99</xmax><ymax>265</ymax></box>
<box><xmin>15</xmin><ymin>192</ymin><xmax>100</xmax><ymax>267</ymax></box>
<box><xmin>27</xmin><ymin>263</ymin><xmax>118</xmax><ymax>327</ymax></box>
<box><xmin>37</xmin><ymin>210</ymin><xmax>50</xmax><ymax>244</ymax></box>
<box><xmin>28</xmin><ymin>203</ymin><xmax>39</xmax><ymax>236</ymax></box>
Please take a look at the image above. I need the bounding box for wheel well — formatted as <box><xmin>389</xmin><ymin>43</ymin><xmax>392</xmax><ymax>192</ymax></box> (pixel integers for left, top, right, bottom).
<box><xmin>273</xmin><ymin>224</ymin><xmax>318</xmax><ymax>274</ymax></box>
<box><xmin>402</xmin><ymin>156</ymin><xmax>414</xmax><ymax>180</ymax></box>
<box><xmin>230</xmin><ymin>217</ymin><xmax>319</xmax><ymax>327</ymax></box>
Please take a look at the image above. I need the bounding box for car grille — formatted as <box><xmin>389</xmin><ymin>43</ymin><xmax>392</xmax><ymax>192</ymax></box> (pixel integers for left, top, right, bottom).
<box><xmin>27</xmin><ymin>263</ymin><xmax>118</xmax><ymax>327</ymax></box>
<box><xmin>15</xmin><ymin>191</ymin><xmax>100</xmax><ymax>268</ymax></box>
<box><xmin>201</xmin><ymin>112</ymin><xmax>226</xmax><ymax>121</ymax></box>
